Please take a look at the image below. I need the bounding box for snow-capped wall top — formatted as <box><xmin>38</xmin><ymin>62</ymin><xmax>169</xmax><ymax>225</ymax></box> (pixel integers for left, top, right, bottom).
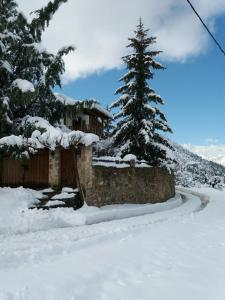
<box><xmin>0</xmin><ymin>117</ymin><xmax>99</xmax><ymax>154</ymax></box>
<box><xmin>55</xmin><ymin>93</ymin><xmax>113</xmax><ymax>119</ymax></box>
<box><xmin>123</xmin><ymin>154</ymin><xmax>137</xmax><ymax>161</ymax></box>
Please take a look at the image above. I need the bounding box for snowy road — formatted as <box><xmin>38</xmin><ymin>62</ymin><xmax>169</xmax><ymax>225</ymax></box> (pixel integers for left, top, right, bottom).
<box><xmin>0</xmin><ymin>188</ymin><xmax>225</xmax><ymax>300</ymax></box>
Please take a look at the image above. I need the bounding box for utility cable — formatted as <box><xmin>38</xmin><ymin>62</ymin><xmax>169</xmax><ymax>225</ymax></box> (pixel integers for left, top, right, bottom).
<box><xmin>185</xmin><ymin>0</ymin><xmax>225</xmax><ymax>56</ymax></box>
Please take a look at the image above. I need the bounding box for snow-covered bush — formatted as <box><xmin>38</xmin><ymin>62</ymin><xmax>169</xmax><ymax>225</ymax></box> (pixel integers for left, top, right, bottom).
<box><xmin>0</xmin><ymin>116</ymin><xmax>99</xmax><ymax>158</ymax></box>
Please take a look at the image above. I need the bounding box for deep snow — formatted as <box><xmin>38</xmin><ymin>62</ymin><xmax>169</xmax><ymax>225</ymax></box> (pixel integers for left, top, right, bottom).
<box><xmin>0</xmin><ymin>187</ymin><xmax>182</xmax><ymax>235</ymax></box>
<box><xmin>0</xmin><ymin>187</ymin><xmax>224</xmax><ymax>300</ymax></box>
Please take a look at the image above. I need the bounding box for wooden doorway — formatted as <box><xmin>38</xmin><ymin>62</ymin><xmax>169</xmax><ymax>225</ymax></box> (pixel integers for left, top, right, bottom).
<box><xmin>61</xmin><ymin>149</ymin><xmax>77</xmax><ymax>188</ymax></box>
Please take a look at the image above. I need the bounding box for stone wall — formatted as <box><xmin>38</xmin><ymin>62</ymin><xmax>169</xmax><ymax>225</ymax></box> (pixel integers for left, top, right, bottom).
<box><xmin>77</xmin><ymin>146</ymin><xmax>93</xmax><ymax>190</ymax></box>
<box><xmin>83</xmin><ymin>164</ymin><xmax>175</xmax><ymax>207</ymax></box>
<box><xmin>49</xmin><ymin>149</ymin><xmax>61</xmax><ymax>187</ymax></box>
<box><xmin>47</xmin><ymin>146</ymin><xmax>175</xmax><ymax>207</ymax></box>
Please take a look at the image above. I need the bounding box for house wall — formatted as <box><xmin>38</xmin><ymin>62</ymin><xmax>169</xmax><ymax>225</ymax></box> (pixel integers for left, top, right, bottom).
<box><xmin>65</xmin><ymin>112</ymin><xmax>105</xmax><ymax>137</ymax></box>
<box><xmin>80</xmin><ymin>113</ymin><xmax>90</xmax><ymax>126</ymax></box>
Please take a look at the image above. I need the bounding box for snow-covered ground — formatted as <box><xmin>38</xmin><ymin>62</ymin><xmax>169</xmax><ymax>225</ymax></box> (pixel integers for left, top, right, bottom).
<box><xmin>0</xmin><ymin>187</ymin><xmax>224</xmax><ymax>299</ymax></box>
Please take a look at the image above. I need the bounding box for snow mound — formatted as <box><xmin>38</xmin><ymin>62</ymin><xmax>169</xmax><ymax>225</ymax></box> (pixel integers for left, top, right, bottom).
<box><xmin>0</xmin><ymin>187</ymin><xmax>85</xmax><ymax>235</ymax></box>
<box><xmin>0</xmin><ymin>187</ymin><xmax>181</xmax><ymax>236</ymax></box>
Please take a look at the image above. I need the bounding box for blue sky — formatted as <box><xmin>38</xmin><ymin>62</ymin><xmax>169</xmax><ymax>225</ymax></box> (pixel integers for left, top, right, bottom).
<box><xmin>18</xmin><ymin>0</ymin><xmax>225</xmax><ymax>148</ymax></box>
<box><xmin>55</xmin><ymin>14</ymin><xmax>225</xmax><ymax>146</ymax></box>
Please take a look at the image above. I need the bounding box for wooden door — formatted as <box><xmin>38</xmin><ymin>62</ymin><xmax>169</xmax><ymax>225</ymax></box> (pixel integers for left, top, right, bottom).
<box><xmin>0</xmin><ymin>157</ymin><xmax>23</xmax><ymax>187</ymax></box>
<box><xmin>0</xmin><ymin>149</ymin><xmax>49</xmax><ymax>188</ymax></box>
<box><xmin>24</xmin><ymin>149</ymin><xmax>49</xmax><ymax>187</ymax></box>
<box><xmin>61</xmin><ymin>149</ymin><xmax>77</xmax><ymax>188</ymax></box>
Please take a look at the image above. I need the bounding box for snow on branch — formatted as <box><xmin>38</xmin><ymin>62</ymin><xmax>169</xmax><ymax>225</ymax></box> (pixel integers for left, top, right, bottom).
<box><xmin>12</xmin><ymin>79</ymin><xmax>35</xmax><ymax>93</ymax></box>
<box><xmin>0</xmin><ymin>117</ymin><xmax>99</xmax><ymax>158</ymax></box>
<box><xmin>1</xmin><ymin>61</ymin><xmax>12</xmax><ymax>73</ymax></box>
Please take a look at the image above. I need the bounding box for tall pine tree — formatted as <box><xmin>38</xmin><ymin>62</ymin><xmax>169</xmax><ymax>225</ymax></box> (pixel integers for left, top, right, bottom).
<box><xmin>111</xmin><ymin>19</ymin><xmax>173</xmax><ymax>166</ymax></box>
<box><xmin>0</xmin><ymin>0</ymin><xmax>74</xmax><ymax>137</ymax></box>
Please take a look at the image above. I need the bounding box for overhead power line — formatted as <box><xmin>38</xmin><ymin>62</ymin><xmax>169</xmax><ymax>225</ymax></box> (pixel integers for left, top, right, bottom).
<box><xmin>185</xmin><ymin>0</ymin><xmax>225</xmax><ymax>57</ymax></box>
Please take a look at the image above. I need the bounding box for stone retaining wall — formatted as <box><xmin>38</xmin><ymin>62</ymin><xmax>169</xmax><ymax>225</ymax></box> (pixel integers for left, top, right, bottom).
<box><xmin>47</xmin><ymin>146</ymin><xmax>175</xmax><ymax>207</ymax></box>
<box><xmin>82</xmin><ymin>164</ymin><xmax>175</xmax><ymax>207</ymax></box>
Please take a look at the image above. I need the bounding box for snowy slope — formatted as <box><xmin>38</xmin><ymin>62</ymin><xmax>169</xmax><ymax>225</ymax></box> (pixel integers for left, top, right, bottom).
<box><xmin>173</xmin><ymin>143</ymin><xmax>225</xmax><ymax>188</ymax></box>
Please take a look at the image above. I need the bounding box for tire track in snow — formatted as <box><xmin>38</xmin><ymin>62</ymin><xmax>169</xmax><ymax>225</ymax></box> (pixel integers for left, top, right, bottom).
<box><xmin>176</xmin><ymin>187</ymin><xmax>210</xmax><ymax>212</ymax></box>
<box><xmin>0</xmin><ymin>190</ymin><xmax>207</xmax><ymax>270</ymax></box>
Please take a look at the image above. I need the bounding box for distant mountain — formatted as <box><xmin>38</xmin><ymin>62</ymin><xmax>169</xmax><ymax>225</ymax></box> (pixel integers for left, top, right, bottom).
<box><xmin>183</xmin><ymin>144</ymin><xmax>225</xmax><ymax>167</ymax></box>
<box><xmin>173</xmin><ymin>143</ymin><xmax>225</xmax><ymax>188</ymax></box>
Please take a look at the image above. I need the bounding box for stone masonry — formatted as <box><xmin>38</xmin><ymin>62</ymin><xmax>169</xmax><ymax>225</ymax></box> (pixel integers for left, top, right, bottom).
<box><xmin>76</xmin><ymin>146</ymin><xmax>93</xmax><ymax>190</ymax></box>
<box><xmin>84</xmin><ymin>165</ymin><xmax>175</xmax><ymax>207</ymax></box>
<box><xmin>49</xmin><ymin>149</ymin><xmax>61</xmax><ymax>187</ymax></box>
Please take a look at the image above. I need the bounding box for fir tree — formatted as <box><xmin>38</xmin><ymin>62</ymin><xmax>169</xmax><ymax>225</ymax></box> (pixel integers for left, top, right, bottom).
<box><xmin>0</xmin><ymin>0</ymin><xmax>74</xmax><ymax>137</ymax></box>
<box><xmin>102</xmin><ymin>105</ymin><xmax>115</xmax><ymax>138</ymax></box>
<box><xmin>111</xmin><ymin>19</ymin><xmax>173</xmax><ymax>166</ymax></box>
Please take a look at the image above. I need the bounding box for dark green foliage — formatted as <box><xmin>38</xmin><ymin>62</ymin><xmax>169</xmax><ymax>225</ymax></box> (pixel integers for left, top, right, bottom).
<box><xmin>111</xmin><ymin>19</ymin><xmax>173</xmax><ymax>166</ymax></box>
<box><xmin>18</xmin><ymin>121</ymin><xmax>46</xmax><ymax>139</ymax></box>
<box><xmin>0</xmin><ymin>0</ymin><xmax>74</xmax><ymax>138</ymax></box>
<box><xmin>0</xmin><ymin>143</ymin><xmax>30</xmax><ymax>160</ymax></box>
<box><xmin>0</xmin><ymin>99</ymin><xmax>10</xmax><ymax>137</ymax></box>
<box><xmin>30</xmin><ymin>0</ymin><xmax>69</xmax><ymax>41</ymax></box>
<box><xmin>102</xmin><ymin>105</ymin><xmax>115</xmax><ymax>138</ymax></box>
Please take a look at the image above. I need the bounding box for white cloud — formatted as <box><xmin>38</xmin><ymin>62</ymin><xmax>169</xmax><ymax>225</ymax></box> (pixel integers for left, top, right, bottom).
<box><xmin>183</xmin><ymin>144</ymin><xmax>225</xmax><ymax>166</ymax></box>
<box><xmin>205</xmin><ymin>138</ymin><xmax>219</xmax><ymax>144</ymax></box>
<box><xmin>17</xmin><ymin>0</ymin><xmax>225</xmax><ymax>81</ymax></box>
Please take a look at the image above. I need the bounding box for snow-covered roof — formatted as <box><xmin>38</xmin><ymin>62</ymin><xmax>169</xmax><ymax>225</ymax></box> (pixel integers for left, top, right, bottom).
<box><xmin>54</xmin><ymin>93</ymin><xmax>82</xmax><ymax>106</ymax></box>
<box><xmin>91</xmin><ymin>103</ymin><xmax>113</xmax><ymax>119</ymax></box>
<box><xmin>0</xmin><ymin>117</ymin><xmax>99</xmax><ymax>155</ymax></box>
<box><xmin>55</xmin><ymin>93</ymin><xmax>113</xmax><ymax>119</ymax></box>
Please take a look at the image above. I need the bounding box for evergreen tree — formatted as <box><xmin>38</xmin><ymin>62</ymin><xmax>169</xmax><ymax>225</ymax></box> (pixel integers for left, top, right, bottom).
<box><xmin>102</xmin><ymin>105</ymin><xmax>115</xmax><ymax>138</ymax></box>
<box><xmin>0</xmin><ymin>0</ymin><xmax>74</xmax><ymax>137</ymax></box>
<box><xmin>111</xmin><ymin>19</ymin><xmax>173</xmax><ymax>166</ymax></box>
